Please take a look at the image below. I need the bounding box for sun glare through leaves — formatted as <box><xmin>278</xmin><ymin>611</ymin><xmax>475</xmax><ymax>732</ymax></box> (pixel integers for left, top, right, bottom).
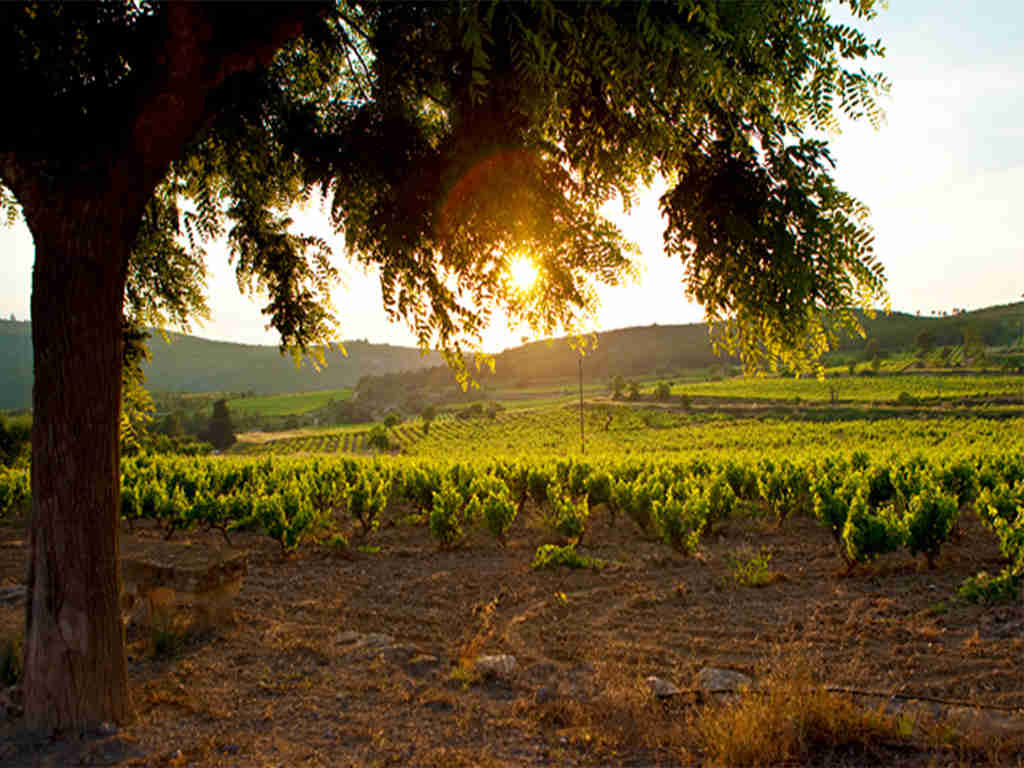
<box><xmin>507</xmin><ymin>255</ymin><xmax>538</xmax><ymax>293</ymax></box>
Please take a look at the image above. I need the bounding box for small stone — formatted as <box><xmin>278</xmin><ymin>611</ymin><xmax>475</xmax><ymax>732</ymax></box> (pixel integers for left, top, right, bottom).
<box><xmin>335</xmin><ymin>630</ymin><xmax>362</xmax><ymax>646</ymax></box>
<box><xmin>645</xmin><ymin>676</ymin><xmax>681</xmax><ymax>698</ymax></box>
<box><xmin>406</xmin><ymin>653</ymin><xmax>440</xmax><ymax>677</ymax></box>
<box><xmin>360</xmin><ymin>632</ymin><xmax>393</xmax><ymax>650</ymax></box>
<box><xmin>475</xmin><ymin>654</ymin><xmax>518</xmax><ymax>680</ymax></box>
<box><xmin>695</xmin><ymin>667</ymin><xmax>752</xmax><ymax>694</ymax></box>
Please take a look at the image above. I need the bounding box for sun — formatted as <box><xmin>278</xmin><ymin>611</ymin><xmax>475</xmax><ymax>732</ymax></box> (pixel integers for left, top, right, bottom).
<box><xmin>507</xmin><ymin>255</ymin><xmax>538</xmax><ymax>292</ymax></box>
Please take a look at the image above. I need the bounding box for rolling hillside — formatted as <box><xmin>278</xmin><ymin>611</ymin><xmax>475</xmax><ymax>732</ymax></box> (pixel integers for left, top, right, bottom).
<box><xmin>0</xmin><ymin>321</ymin><xmax>443</xmax><ymax>410</ymax></box>
<box><xmin>355</xmin><ymin>302</ymin><xmax>1024</xmax><ymax>407</ymax></box>
<box><xmin>2</xmin><ymin>301</ymin><xmax>1021</xmax><ymax>411</ymax></box>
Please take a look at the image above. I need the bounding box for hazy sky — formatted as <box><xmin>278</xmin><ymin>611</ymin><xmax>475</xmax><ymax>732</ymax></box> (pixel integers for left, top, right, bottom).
<box><xmin>2</xmin><ymin>2</ymin><xmax>1022</xmax><ymax>352</ymax></box>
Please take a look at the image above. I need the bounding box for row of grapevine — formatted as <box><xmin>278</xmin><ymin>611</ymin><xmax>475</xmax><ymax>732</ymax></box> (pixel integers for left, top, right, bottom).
<box><xmin>3</xmin><ymin>444</ymin><xmax>1021</xmax><ymax>601</ymax></box>
<box><xmin>237</xmin><ymin>430</ymin><xmax>371</xmax><ymax>456</ymax></box>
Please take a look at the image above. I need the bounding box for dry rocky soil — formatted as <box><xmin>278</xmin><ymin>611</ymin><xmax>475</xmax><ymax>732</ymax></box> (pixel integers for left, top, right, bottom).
<box><xmin>0</xmin><ymin>504</ymin><xmax>1022</xmax><ymax>767</ymax></box>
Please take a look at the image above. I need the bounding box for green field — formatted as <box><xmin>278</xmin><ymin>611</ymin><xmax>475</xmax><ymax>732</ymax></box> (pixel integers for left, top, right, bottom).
<box><xmin>226</xmin><ymin>388</ymin><xmax>352</xmax><ymax>417</ymax></box>
<box><xmin>670</xmin><ymin>373</ymin><xmax>1024</xmax><ymax>403</ymax></box>
<box><xmin>226</xmin><ymin>371</ymin><xmax>1024</xmax><ymax>459</ymax></box>
<box><xmin>236</xmin><ymin>404</ymin><xmax>1020</xmax><ymax>464</ymax></box>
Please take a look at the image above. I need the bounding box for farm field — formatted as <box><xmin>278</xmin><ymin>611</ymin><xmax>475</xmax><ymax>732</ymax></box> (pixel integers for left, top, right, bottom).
<box><xmin>672</xmin><ymin>373</ymin><xmax>1024</xmax><ymax>404</ymax></box>
<box><xmin>1</xmin><ymin>487</ymin><xmax>1022</xmax><ymax>766</ymax></box>
<box><xmin>226</xmin><ymin>388</ymin><xmax>352</xmax><ymax>417</ymax></box>
<box><xmin>1</xmin><ymin>372</ymin><xmax>1023</xmax><ymax>765</ymax></box>
<box><xmin>230</xmin><ymin>400</ymin><xmax>1024</xmax><ymax>464</ymax></box>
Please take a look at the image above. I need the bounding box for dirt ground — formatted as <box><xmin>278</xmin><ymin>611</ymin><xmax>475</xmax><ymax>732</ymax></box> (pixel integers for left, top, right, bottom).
<box><xmin>1</xmin><ymin>504</ymin><xmax>1022</xmax><ymax>767</ymax></box>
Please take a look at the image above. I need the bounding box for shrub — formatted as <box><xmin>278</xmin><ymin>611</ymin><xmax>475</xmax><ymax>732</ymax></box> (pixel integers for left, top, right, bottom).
<box><xmin>728</xmin><ymin>546</ymin><xmax>780</xmax><ymax>587</ymax></box>
<box><xmin>429</xmin><ymin>482</ymin><xmax>465</xmax><ymax>550</ymax></box>
<box><xmin>812</xmin><ymin>480</ymin><xmax>848</xmax><ymax>546</ymax></box>
<box><xmin>481</xmin><ymin>490</ymin><xmax>517</xmax><ymax>545</ymax></box>
<box><xmin>705</xmin><ymin>473</ymin><xmax>737</xmax><ymax>533</ymax></box>
<box><xmin>347</xmin><ymin>470</ymin><xmax>388</xmax><ymax>536</ymax></box>
<box><xmin>756</xmin><ymin>460</ymin><xmax>808</xmax><ymax>525</ymax></box>
<box><xmin>584</xmin><ymin>470</ymin><xmax>613</xmax><ymax>509</ymax></box>
<box><xmin>722</xmin><ymin>461</ymin><xmax>758</xmax><ymax>501</ymax></box>
<box><xmin>654</xmin><ymin>381</ymin><xmax>672</xmax><ymax>401</ymax></box>
<box><xmin>248</xmin><ymin>490</ymin><xmax>318</xmax><ymax>553</ymax></box>
<box><xmin>545</xmin><ymin>484</ymin><xmax>589</xmax><ymax>544</ymax></box>
<box><xmin>626</xmin><ymin>475</ymin><xmax>662</xmax><ymax>532</ymax></box>
<box><xmin>404</xmin><ymin>464</ymin><xmax>444</xmax><ymax>511</ymax></box>
<box><xmin>903</xmin><ymin>483</ymin><xmax>959</xmax><ymax>568</ymax></box>
<box><xmin>841</xmin><ymin>493</ymin><xmax>905</xmax><ymax>567</ymax></box>
<box><xmin>957</xmin><ymin>568</ymin><xmax>1021</xmax><ymax>605</ymax></box>
<box><xmin>937</xmin><ymin>460</ymin><xmax>978</xmax><ymax>508</ymax></box>
<box><xmin>527</xmin><ymin>466</ymin><xmax>552</xmax><ymax>507</ymax></box>
<box><xmin>608</xmin><ymin>477</ymin><xmax>633</xmax><ymax>528</ymax></box>
<box><xmin>990</xmin><ymin>506</ymin><xmax>1024</xmax><ymax>579</ymax></box>
<box><xmin>531</xmin><ymin>543</ymin><xmax>604</xmax><ymax>570</ymax></box>
<box><xmin>652</xmin><ymin>485</ymin><xmax>706</xmax><ymax>554</ymax></box>
<box><xmin>866</xmin><ymin>464</ymin><xmax>897</xmax><ymax>509</ymax></box>
<box><xmin>850</xmin><ymin>451</ymin><xmax>870</xmax><ymax>471</ymax></box>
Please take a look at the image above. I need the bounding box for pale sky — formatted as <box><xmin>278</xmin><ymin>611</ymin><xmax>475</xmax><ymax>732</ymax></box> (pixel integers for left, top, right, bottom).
<box><xmin>2</xmin><ymin>2</ymin><xmax>1022</xmax><ymax>352</ymax></box>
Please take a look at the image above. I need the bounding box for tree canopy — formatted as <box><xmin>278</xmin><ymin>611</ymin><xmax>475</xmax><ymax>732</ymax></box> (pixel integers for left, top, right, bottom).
<box><xmin>3</xmin><ymin>0</ymin><xmax>888</xmax><ymax>371</ymax></box>
<box><xmin>0</xmin><ymin>0</ymin><xmax>890</xmax><ymax>733</ymax></box>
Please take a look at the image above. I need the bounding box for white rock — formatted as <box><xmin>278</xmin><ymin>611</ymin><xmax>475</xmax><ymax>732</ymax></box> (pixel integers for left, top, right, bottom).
<box><xmin>475</xmin><ymin>654</ymin><xmax>518</xmax><ymax>680</ymax></box>
<box><xmin>645</xmin><ymin>676</ymin><xmax>681</xmax><ymax>698</ymax></box>
<box><xmin>695</xmin><ymin>667</ymin><xmax>752</xmax><ymax>694</ymax></box>
<box><xmin>360</xmin><ymin>632</ymin><xmax>394</xmax><ymax>650</ymax></box>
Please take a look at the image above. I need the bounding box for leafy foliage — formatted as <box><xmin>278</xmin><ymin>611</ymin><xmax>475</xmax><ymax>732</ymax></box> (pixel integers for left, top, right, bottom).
<box><xmin>652</xmin><ymin>483</ymin><xmax>707</xmax><ymax>554</ymax></box>
<box><xmin>544</xmin><ymin>484</ymin><xmax>589</xmax><ymax>544</ymax></box>
<box><xmin>203</xmin><ymin>399</ymin><xmax>237</xmax><ymax>451</ymax></box>
<box><xmin>841</xmin><ymin>491</ymin><xmax>905</xmax><ymax>567</ymax></box>
<box><xmin>429</xmin><ymin>481</ymin><xmax>466</xmax><ymax>550</ymax></box>
<box><xmin>903</xmin><ymin>483</ymin><xmax>959</xmax><ymax>569</ymax></box>
<box><xmin>531</xmin><ymin>543</ymin><xmax>604</xmax><ymax>571</ymax></box>
<box><xmin>3</xmin><ymin>0</ymin><xmax>890</xmax><ymax>371</ymax></box>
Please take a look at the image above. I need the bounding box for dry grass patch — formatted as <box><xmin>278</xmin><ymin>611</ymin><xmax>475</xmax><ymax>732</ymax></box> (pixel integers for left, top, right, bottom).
<box><xmin>692</xmin><ymin>657</ymin><xmax>902</xmax><ymax>766</ymax></box>
<box><xmin>529</xmin><ymin>662</ymin><xmax>692</xmax><ymax>760</ymax></box>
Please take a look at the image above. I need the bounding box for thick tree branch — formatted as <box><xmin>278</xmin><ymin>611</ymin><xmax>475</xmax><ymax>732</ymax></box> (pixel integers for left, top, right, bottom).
<box><xmin>127</xmin><ymin>2</ymin><xmax>329</xmax><ymax>196</ymax></box>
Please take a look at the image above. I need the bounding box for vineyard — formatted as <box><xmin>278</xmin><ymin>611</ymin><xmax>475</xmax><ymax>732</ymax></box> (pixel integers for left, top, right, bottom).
<box><xmin>673</xmin><ymin>372</ymin><xmax>1024</xmax><ymax>404</ymax></box>
<box><xmin>225</xmin><ymin>388</ymin><xmax>353</xmax><ymax>418</ymax></box>
<box><xmin>3</xmin><ymin>402</ymin><xmax>1020</xmax><ymax>602</ymax></box>
<box><xmin>2</xmin><ymin>381</ymin><xmax>1023</xmax><ymax>764</ymax></box>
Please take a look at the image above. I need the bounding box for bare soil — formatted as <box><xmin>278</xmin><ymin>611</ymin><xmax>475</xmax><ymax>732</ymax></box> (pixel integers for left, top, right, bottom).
<box><xmin>1</xmin><ymin>506</ymin><xmax>1021</xmax><ymax>767</ymax></box>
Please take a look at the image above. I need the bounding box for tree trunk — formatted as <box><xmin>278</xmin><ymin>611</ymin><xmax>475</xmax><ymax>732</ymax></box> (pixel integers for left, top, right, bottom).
<box><xmin>23</xmin><ymin>196</ymin><xmax>132</xmax><ymax>732</ymax></box>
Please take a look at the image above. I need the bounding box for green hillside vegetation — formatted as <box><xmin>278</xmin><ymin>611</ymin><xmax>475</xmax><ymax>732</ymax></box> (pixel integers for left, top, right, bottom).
<box><xmin>225</xmin><ymin>388</ymin><xmax>353</xmax><ymax>418</ymax></box>
<box><xmin>349</xmin><ymin>302</ymin><xmax>1024</xmax><ymax>416</ymax></box>
<box><xmin>2</xmin><ymin>302</ymin><xmax>1022</xmax><ymax>414</ymax></box>
<box><xmin>0</xmin><ymin>320</ymin><xmax>441</xmax><ymax>410</ymax></box>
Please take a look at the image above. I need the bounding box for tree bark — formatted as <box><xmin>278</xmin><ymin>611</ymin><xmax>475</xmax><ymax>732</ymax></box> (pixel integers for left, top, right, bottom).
<box><xmin>1</xmin><ymin>4</ymin><xmax>323</xmax><ymax>734</ymax></box>
<box><xmin>23</xmin><ymin>192</ymin><xmax>134</xmax><ymax>732</ymax></box>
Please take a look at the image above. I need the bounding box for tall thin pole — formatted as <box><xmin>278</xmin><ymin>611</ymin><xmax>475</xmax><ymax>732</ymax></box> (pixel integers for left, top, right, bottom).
<box><xmin>579</xmin><ymin>357</ymin><xmax>585</xmax><ymax>454</ymax></box>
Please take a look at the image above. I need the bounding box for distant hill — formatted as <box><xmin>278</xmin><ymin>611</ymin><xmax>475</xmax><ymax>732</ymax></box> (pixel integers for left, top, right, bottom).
<box><xmin>3</xmin><ymin>301</ymin><xmax>1022</xmax><ymax>410</ymax></box>
<box><xmin>353</xmin><ymin>302</ymin><xmax>1024</xmax><ymax>408</ymax></box>
<box><xmin>0</xmin><ymin>320</ymin><xmax>32</xmax><ymax>411</ymax></box>
<box><xmin>0</xmin><ymin>321</ymin><xmax>443</xmax><ymax>410</ymax></box>
<box><xmin>841</xmin><ymin>302</ymin><xmax>1024</xmax><ymax>355</ymax></box>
